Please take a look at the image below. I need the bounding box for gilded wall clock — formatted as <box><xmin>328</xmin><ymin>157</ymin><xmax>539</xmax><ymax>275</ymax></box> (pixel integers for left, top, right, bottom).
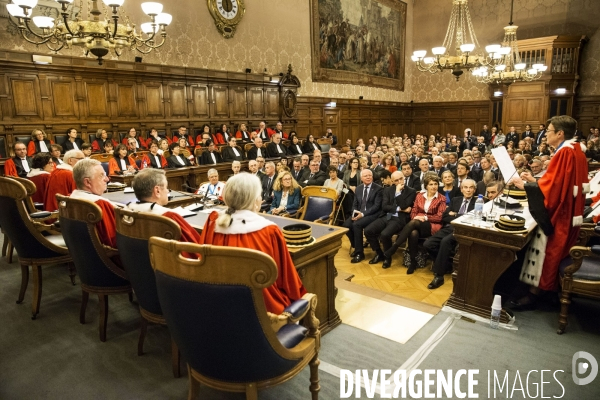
<box><xmin>207</xmin><ymin>0</ymin><xmax>245</xmax><ymax>39</ymax></box>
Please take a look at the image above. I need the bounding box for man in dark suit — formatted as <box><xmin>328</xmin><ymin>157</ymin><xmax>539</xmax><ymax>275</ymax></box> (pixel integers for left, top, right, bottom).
<box><xmin>343</xmin><ymin>169</ymin><xmax>383</xmax><ymax>263</ymax></box>
<box><xmin>364</xmin><ymin>171</ymin><xmax>417</xmax><ymax>268</ymax></box>
<box><xmin>261</xmin><ymin>162</ymin><xmax>278</xmax><ymax>209</ymax></box>
<box><xmin>431</xmin><ymin>156</ymin><xmax>447</xmax><ymax>178</ymax></box>
<box><xmin>521</xmin><ymin>124</ymin><xmax>535</xmax><ymax>140</ymax></box>
<box><xmin>399</xmin><ymin>162</ymin><xmax>421</xmax><ymax>191</ymax></box>
<box><xmin>312</xmin><ymin>150</ymin><xmax>328</xmax><ymax>172</ymax></box>
<box><xmin>505</xmin><ymin>126</ymin><xmax>520</xmax><ymax>146</ymax></box>
<box><xmin>266</xmin><ymin>133</ymin><xmax>289</xmax><ymax>158</ymax></box>
<box><xmin>480</xmin><ymin>125</ymin><xmax>491</xmax><ymax>146</ymax></box>
<box><xmin>445</xmin><ymin>152</ymin><xmax>458</xmax><ymax>174</ymax></box>
<box><xmin>300</xmin><ymin>159</ymin><xmax>327</xmax><ymax>187</ymax></box>
<box><xmin>246</xmin><ymin>137</ymin><xmax>267</xmax><ymax>160</ymax></box>
<box><xmin>291</xmin><ymin>158</ymin><xmax>305</xmax><ymax>182</ymax></box>
<box><xmin>423</xmin><ymin>179</ymin><xmax>477</xmax><ymax>289</ymax></box>
<box><xmin>4</xmin><ymin>141</ymin><xmax>33</xmax><ymax>178</ymax></box>
<box><xmin>534</xmin><ymin>124</ymin><xmax>547</xmax><ymax>148</ymax></box>
<box><xmin>369</xmin><ymin>153</ymin><xmax>385</xmax><ymax>185</ymax></box>
<box><xmin>248</xmin><ymin>159</ymin><xmax>265</xmax><ymax>180</ymax></box>
<box><xmin>199</xmin><ymin>140</ymin><xmax>223</xmax><ymax>165</ymax></box>
<box><xmin>221</xmin><ymin>137</ymin><xmax>245</xmax><ymax>162</ymax></box>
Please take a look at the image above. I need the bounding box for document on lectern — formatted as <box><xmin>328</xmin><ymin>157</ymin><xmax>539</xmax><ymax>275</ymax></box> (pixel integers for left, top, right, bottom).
<box><xmin>491</xmin><ymin>146</ymin><xmax>517</xmax><ymax>183</ymax></box>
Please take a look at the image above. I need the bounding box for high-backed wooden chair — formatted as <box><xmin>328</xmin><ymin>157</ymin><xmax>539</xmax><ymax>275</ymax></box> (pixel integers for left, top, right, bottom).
<box><xmin>114</xmin><ymin>208</ymin><xmax>182</xmax><ymax>377</ymax></box>
<box><xmin>90</xmin><ymin>153</ymin><xmax>112</xmax><ymax>176</ymax></box>
<box><xmin>148</xmin><ymin>237</ymin><xmax>321</xmax><ymax>400</ymax></box>
<box><xmin>0</xmin><ymin>177</ymin><xmax>73</xmax><ymax>319</ymax></box>
<box><xmin>557</xmin><ymin>224</ymin><xmax>600</xmax><ymax>334</ymax></box>
<box><xmin>296</xmin><ymin>186</ymin><xmax>338</xmax><ymax>224</ymax></box>
<box><xmin>57</xmin><ymin>194</ymin><xmax>131</xmax><ymax>342</ymax></box>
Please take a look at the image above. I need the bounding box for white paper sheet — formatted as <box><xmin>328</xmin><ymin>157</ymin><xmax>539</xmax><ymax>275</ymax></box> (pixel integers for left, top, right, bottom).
<box><xmin>491</xmin><ymin>147</ymin><xmax>517</xmax><ymax>183</ymax></box>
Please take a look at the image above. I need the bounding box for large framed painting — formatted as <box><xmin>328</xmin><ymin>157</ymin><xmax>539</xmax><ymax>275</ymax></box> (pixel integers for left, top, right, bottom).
<box><xmin>310</xmin><ymin>0</ymin><xmax>407</xmax><ymax>91</ymax></box>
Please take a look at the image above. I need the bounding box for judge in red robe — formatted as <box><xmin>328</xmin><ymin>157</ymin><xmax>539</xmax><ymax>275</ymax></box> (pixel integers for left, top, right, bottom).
<box><xmin>27</xmin><ymin>129</ymin><xmax>53</xmax><ymax>156</ymax></box>
<box><xmin>127</xmin><ymin>168</ymin><xmax>202</xmax><ymax>245</ymax></box>
<box><xmin>70</xmin><ymin>159</ymin><xmax>121</xmax><ymax>248</ymax></box>
<box><xmin>199</xmin><ymin>173</ymin><xmax>306</xmax><ymax>314</ymax></box>
<box><xmin>510</xmin><ymin>116</ymin><xmax>589</xmax><ymax>309</ymax></box>
<box><xmin>26</xmin><ymin>152</ymin><xmax>54</xmax><ymax>204</ymax></box>
<box><xmin>141</xmin><ymin>141</ymin><xmax>168</xmax><ymax>169</ymax></box>
<box><xmin>44</xmin><ymin>150</ymin><xmax>84</xmax><ymax>211</ymax></box>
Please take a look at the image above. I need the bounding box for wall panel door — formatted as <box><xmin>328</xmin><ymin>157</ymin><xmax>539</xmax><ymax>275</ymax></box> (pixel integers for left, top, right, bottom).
<box><xmin>167</xmin><ymin>83</ymin><xmax>187</xmax><ymax>118</ymax></box>
<box><xmin>211</xmin><ymin>85</ymin><xmax>229</xmax><ymax>118</ymax></box>
<box><xmin>9</xmin><ymin>76</ymin><xmax>43</xmax><ymax>118</ymax></box>
<box><xmin>116</xmin><ymin>83</ymin><xmax>138</xmax><ymax>117</ymax></box>
<box><xmin>144</xmin><ymin>84</ymin><xmax>164</xmax><ymax>117</ymax></box>
<box><xmin>265</xmin><ymin>88</ymin><xmax>279</xmax><ymax>119</ymax></box>
<box><xmin>190</xmin><ymin>84</ymin><xmax>209</xmax><ymax>119</ymax></box>
<box><xmin>49</xmin><ymin>78</ymin><xmax>78</xmax><ymax>118</ymax></box>
<box><xmin>84</xmin><ymin>81</ymin><xmax>109</xmax><ymax>117</ymax></box>
<box><xmin>248</xmin><ymin>87</ymin><xmax>264</xmax><ymax>118</ymax></box>
<box><xmin>230</xmin><ymin>87</ymin><xmax>248</xmax><ymax>119</ymax></box>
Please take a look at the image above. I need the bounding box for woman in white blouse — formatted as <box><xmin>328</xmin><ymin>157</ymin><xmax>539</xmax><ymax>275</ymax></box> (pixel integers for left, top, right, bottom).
<box><xmin>324</xmin><ymin>165</ymin><xmax>344</xmax><ymax>197</ymax></box>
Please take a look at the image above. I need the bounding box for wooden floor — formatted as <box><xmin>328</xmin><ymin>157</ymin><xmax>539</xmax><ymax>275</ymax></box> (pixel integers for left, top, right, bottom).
<box><xmin>334</xmin><ymin>236</ymin><xmax>454</xmax><ymax>307</ymax></box>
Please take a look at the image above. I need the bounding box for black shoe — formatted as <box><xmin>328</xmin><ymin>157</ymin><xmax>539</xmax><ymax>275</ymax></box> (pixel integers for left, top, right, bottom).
<box><xmin>351</xmin><ymin>253</ymin><xmax>365</xmax><ymax>263</ymax></box>
<box><xmin>350</xmin><ymin>250</ymin><xmax>358</xmax><ymax>257</ymax></box>
<box><xmin>369</xmin><ymin>254</ymin><xmax>384</xmax><ymax>264</ymax></box>
<box><xmin>407</xmin><ymin>267</ymin><xmax>416</xmax><ymax>275</ymax></box>
<box><xmin>382</xmin><ymin>257</ymin><xmax>392</xmax><ymax>269</ymax></box>
<box><xmin>427</xmin><ymin>275</ymin><xmax>445</xmax><ymax>289</ymax></box>
<box><xmin>508</xmin><ymin>293</ymin><xmax>538</xmax><ymax>311</ymax></box>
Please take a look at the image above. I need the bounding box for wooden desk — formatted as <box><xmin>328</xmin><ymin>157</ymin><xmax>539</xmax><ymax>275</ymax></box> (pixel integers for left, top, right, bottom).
<box><xmin>110</xmin><ymin>168</ymin><xmax>194</xmax><ymax>191</ymax></box>
<box><xmin>185</xmin><ymin>211</ymin><xmax>346</xmax><ymax>334</ymax></box>
<box><xmin>448</xmin><ymin>214</ymin><xmax>536</xmax><ymax>323</ymax></box>
<box><xmin>103</xmin><ymin>190</ymin><xmax>196</xmax><ymax>208</ymax></box>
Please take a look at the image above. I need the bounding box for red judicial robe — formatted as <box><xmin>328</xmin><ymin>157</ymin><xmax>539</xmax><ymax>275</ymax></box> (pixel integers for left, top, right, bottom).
<box><xmin>140</xmin><ymin>153</ymin><xmax>168</xmax><ymax>169</ymax></box>
<box><xmin>200</xmin><ymin>209</ymin><xmax>306</xmax><ymax>314</ymax></box>
<box><xmin>70</xmin><ymin>190</ymin><xmax>118</xmax><ymax>248</ymax></box>
<box><xmin>521</xmin><ymin>139</ymin><xmax>588</xmax><ymax>290</ymax></box>
<box><xmin>27</xmin><ymin>139</ymin><xmax>53</xmax><ymax>156</ymax></box>
<box><xmin>126</xmin><ymin>202</ymin><xmax>202</xmax><ymax>244</ymax></box>
<box><xmin>3</xmin><ymin>158</ymin><xmax>19</xmax><ymax>177</ymax></box>
<box><xmin>108</xmin><ymin>156</ymin><xmax>138</xmax><ymax>175</ymax></box>
<box><xmin>26</xmin><ymin>169</ymin><xmax>51</xmax><ymax>204</ymax></box>
<box><xmin>44</xmin><ymin>165</ymin><xmax>76</xmax><ymax>211</ymax></box>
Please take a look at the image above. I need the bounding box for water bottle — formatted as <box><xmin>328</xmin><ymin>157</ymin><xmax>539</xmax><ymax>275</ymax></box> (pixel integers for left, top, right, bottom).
<box><xmin>474</xmin><ymin>194</ymin><xmax>484</xmax><ymax>225</ymax></box>
<box><xmin>490</xmin><ymin>295</ymin><xmax>502</xmax><ymax>329</ymax></box>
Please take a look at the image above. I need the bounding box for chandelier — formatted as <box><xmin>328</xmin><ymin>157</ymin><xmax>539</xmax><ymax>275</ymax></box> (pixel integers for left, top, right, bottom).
<box><xmin>472</xmin><ymin>0</ymin><xmax>547</xmax><ymax>85</ymax></box>
<box><xmin>411</xmin><ymin>0</ymin><xmax>487</xmax><ymax>81</ymax></box>
<box><xmin>5</xmin><ymin>0</ymin><xmax>172</xmax><ymax>65</ymax></box>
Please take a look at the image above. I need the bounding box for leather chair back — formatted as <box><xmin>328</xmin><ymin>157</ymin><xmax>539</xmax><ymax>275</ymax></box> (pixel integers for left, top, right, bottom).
<box><xmin>0</xmin><ymin>136</ymin><xmax>6</xmax><ymax>158</ymax></box>
<box><xmin>149</xmin><ymin>238</ymin><xmax>303</xmax><ymax>382</ymax></box>
<box><xmin>115</xmin><ymin>208</ymin><xmax>182</xmax><ymax>316</ymax></box>
<box><xmin>57</xmin><ymin>195</ymin><xmax>129</xmax><ymax>288</ymax></box>
<box><xmin>298</xmin><ymin>186</ymin><xmax>337</xmax><ymax>223</ymax></box>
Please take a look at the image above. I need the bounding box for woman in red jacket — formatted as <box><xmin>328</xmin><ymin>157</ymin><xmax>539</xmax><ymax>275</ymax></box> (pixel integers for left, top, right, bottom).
<box><xmin>384</xmin><ymin>174</ymin><xmax>447</xmax><ymax>273</ymax></box>
<box><xmin>27</xmin><ymin>128</ymin><xmax>53</xmax><ymax>156</ymax></box>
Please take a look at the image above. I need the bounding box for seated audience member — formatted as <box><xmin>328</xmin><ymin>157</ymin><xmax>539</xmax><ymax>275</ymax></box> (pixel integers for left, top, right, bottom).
<box><xmin>269</xmin><ymin>171</ymin><xmax>301</xmax><ymax>215</ymax></box>
<box><xmin>229</xmin><ymin>160</ymin><xmax>242</xmax><ymax>180</ymax></box>
<box><xmin>145</xmin><ymin>127</ymin><xmax>169</xmax><ymax>148</ymax></box>
<box><xmin>288</xmin><ymin>133</ymin><xmax>303</xmax><ymax>155</ymax></box>
<box><xmin>127</xmin><ymin>137</ymin><xmax>141</xmax><ymax>155</ymax></box>
<box><xmin>291</xmin><ymin>158</ymin><xmax>306</xmax><ymax>182</ymax></box>
<box><xmin>109</xmin><ymin>144</ymin><xmax>138</xmax><ymax>175</ymax></box>
<box><xmin>475</xmin><ymin>170</ymin><xmax>497</xmax><ymax>196</ymax></box>
<box><xmin>324</xmin><ymin>165</ymin><xmax>344</xmax><ymax>197</ymax></box>
<box><xmin>276</xmin><ymin>158</ymin><xmax>289</xmax><ymax>173</ymax></box>
<box><xmin>300</xmin><ymin>159</ymin><xmax>327</xmax><ymax>187</ymax></box>
<box><xmin>266</xmin><ymin>133</ymin><xmax>289</xmax><ymax>158</ymax></box>
<box><xmin>273</xmin><ymin>121</ymin><xmax>288</xmax><ymax>139</ymax></box>
<box><xmin>246</xmin><ymin>137</ymin><xmax>266</xmax><ymax>160</ymax></box>
<box><xmin>384</xmin><ymin>174</ymin><xmax>447</xmax><ymax>272</ymax></box>
<box><xmin>256</xmin><ymin>157</ymin><xmax>266</xmax><ymax>172</ymax></box>
<box><xmin>167</xmin><ymin>142</ymin><xmax>192</xmax><ymax>168</ymax></box>
<box><xmin>195</xmin><ymin>124</ymin><xmax>212</xmax><ymax>146</ymax></box>
<box><xmin>430</xmin><ymin>156</ymin><xmax>447</xmax><ymax>177</ymax></box>
<box><xmin>69</xmin><ymin>158</ymin><xmax>119</xmax><ymax>248</ymax></box>
<box><xmin>416</xmin><ymin>158</ymin><xmax>430</xmax><ymax>189</ymax></box>
<box><xmin>439</xmin><ymin>170</ymin><xmax>460</xmax><ymax>205</ymax></box>
<box><xmin>4</xmin><ymin>141</ymin><xmax>33</xmax><ymax>178</ymax></box>
<box><xmin>303</xmin><ymin>134</ymin><xmax>321</xmax><ymax>154</ymax></box>
<box><xmin>92</xmin><ymin>129</ymin><xmax>117</xmax><ymax>153</ymax></box>
<box><xmin>219</xmin><ymin>124</ymin><xmax>233</xmax><ymax>143</ymax></box>
<box><xmin>172</xmin><ymin>125</ymin><xmax>194</xmax><ymax>147</ymax></box>
<box><xmin>27</xmin><ymin>129</ymin><xmax>53</xmax><ymax>156</ymax></box>
<box><xmin>248</xmin><ymin>159</ymin><xmax>265</xmax><ymax>180</ymax></box>
<box><xmin>199</xmin><ymin>140</ymin><xmax>223</xmax><ymax>165</ymax></box>
<box><xmin>312</xmin><ymin>150</ymin><xmax>328</xmax><ymax>172</ymax></box>
<box><xmin>127</xmin><ymin>169</ymin><xmax>202</xmax><ymax>244</ymax></box>
<box><xmin>197</xmin><ymin>168</ymin><xmax>225</xmax><ymax>198</ymax></box>
<box><xmin>454</xmin><ymin>161</ymin><xmax>470</xmax><ymax>188</ymax></box>
<box><xmin>141</xmin><ymin>140</ymin><xmax>168</xmax><ymax>169</ymax></box>
<box><xmin>255</xmin><ymin>121</ymin><xmax>273</xmax><ymax>141</ymax></box>
<box><xmin>81</xmin><ymin>143</ymin><xmax>92</xmax><ymax>158</ymax></box>
<box><xmin>235</xmin><ymin>123</ymin><xmax>252</xmax><ymax>143</ymax></box>
<box><xmin>379</xmin><ymin>169</ymin><xmax>393</xmax><ymax>187</ymax></box>
<box><xmin>50</xmin><ymin>144</ymin><xmax>64</xmax><ymax>167</ymax></box>
<box><xmin>44</xmin><ymin>150</ymin><xmax>85</xmax><ymax>211</ymax></box>
<box><xmin>26</xmin><ymin>152</ymin><xmax>53</xmax><ymax>204</ymax></box>
<box><xmin>261</xmin><ymin>162</ymin><xmax>278</xmax><ymax>205</ymax></box>
<box><xmin>199</xmin><ymin>173</ymin><xmax>307</xmax><ymax>314</ymax></box>
<box><xmin>382</xmin><ymin>153</ymin><xmax>397</xmax><ymax>172</ymax></box>
<box><xmin>63</xmin><ymin>128</ymin><xmax>84</xmax><ymax>151</ymax></box>
<box><xmin>364</xmin><ymin>171</ymin><xmax>417</xmax><ymax>269</ymax></box>
<box><xmin>520</xmin><ymin>159</ymin><xmax>546</xmax><ymax>183</ymax></box>
<box><xmin>157</xmin><ymin>138</ymin><xmax>170</xmax><ymax>155</ymax></box>
<box><xmin>176</xmin><ymin>137</ymin><xmax>195</xmax><ymax>165</ymax></box>
<box><xmin>121</xmin><ymin>127</ymin><xmax>144</xmax><ymax>149</ymax></box>
<box><xmin>399</xmin><ymin>162</ymin><xmax>421</xmax><ymax>191</ymax></box>
<box><xmin>222</xmin><ymin>136</ymin><xmax>245</xmax><ymax>162</ymax></box>
<box><xmin>103</xmin><ymin>141</ymin><xmax>115</xmax><ymax>155</ymax></box>
<box><xmin>344</xmin><ymin>169</ymin><xmax>383</xmax><ymax>263</ymax></box>
<box><xmin>424</xmin><ymin>179</ymin><xmax>477</xmax><ymax>289</ymax></box>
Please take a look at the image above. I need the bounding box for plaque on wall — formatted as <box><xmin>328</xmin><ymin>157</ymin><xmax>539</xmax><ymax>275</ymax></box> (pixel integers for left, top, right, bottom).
<box><xmin>310</xmin><ymin>0</ymin><xmax>406</xmax><ymax>91</ymax></box>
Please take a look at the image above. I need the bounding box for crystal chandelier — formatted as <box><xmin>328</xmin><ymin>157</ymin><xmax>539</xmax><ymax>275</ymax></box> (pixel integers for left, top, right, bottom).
<box><xmin>5</xmin><ymin>0</ymin><xmax>172</xmax><ymax>65</ymax></box>
<box><xmin>472</xmin><ymin>0</ymin><xmax>547</xmax><ymax>85</ymax></box>
<box><xmin>411</xmin><ymin>0</ymin><xmax>487</xmax><ymax>81</ymax></box>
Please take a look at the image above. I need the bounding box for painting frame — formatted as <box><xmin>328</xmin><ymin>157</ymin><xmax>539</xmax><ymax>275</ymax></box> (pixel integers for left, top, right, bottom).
<box><xmin>310</xmin><ymin>0</ymin><xmax>407</xmax><ymax>91</ymax></box>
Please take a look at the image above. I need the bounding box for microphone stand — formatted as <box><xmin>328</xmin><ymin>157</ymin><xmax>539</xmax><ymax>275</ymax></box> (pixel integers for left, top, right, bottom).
<box><xmin>503</xmin><ymin>169</ymin><xmax>519</xmax><ymax>215</ymax></box>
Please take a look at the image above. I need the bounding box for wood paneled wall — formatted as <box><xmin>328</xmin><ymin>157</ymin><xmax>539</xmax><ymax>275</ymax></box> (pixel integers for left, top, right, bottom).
<box><xmin>575</xmin><ymin>96</ymin><xmax>600</xmax><ymax>134</ymax></box>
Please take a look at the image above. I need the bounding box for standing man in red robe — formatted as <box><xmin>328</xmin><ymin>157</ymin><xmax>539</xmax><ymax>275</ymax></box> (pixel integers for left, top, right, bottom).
<box><xmin>509</xmin><ymin>116</ymin><xmax>589</xmax><ymax>310</ymax></box>
<box><xmin>44</xmin><ymin>149</ymin><xmax>84</xmax><ymax>211</ymax></box>
<box><xmin>127</xmin><ymin>168</ymin><xmax>202</xmax><ymax>244</ymax></box>
<box><xmin>70</xmin><ymin>158</ymin><xmax>120</xmax><ymax>248</ymax></box>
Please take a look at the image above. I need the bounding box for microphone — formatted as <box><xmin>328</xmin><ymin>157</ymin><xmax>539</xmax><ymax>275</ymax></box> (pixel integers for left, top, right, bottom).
<box><xmin>502</xmin><ymin>169</ymin><xmax>519</xmax><ymax>215</ymax></box>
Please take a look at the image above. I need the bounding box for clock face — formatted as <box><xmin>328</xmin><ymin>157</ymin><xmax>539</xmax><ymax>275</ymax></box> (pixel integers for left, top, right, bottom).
<box><xmin>216</xmin><ymin>0</ymin><xmax>238</xmax><ymax>20</ymax></box>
